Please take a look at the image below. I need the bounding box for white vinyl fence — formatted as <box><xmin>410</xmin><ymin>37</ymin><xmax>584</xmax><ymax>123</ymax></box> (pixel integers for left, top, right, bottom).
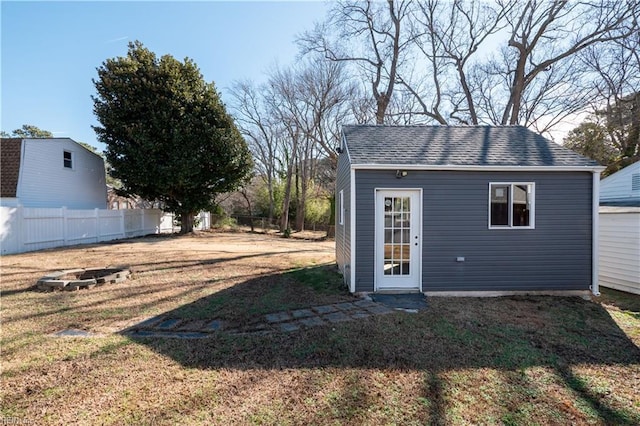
<box><xmin>159</xmin><ymin>211</ymin><xmax>212</xmax><ymax>233</ymax></box>
<box><xmin>0</xmin><ymin>206</ymin><xmax>162</xmax><ymax>255</ymax></box>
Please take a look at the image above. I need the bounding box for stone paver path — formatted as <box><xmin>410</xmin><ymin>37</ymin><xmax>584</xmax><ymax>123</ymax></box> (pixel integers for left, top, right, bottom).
<box><xmin>123</xmin><ymin>298</ymin><xmax>401</xmax><ymax>339</ymax></box>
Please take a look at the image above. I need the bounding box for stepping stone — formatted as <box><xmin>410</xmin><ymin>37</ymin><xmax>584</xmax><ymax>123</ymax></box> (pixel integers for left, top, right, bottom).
<box><xmin>177</xmin><ymin>320</ymin><xmax>207</xmax><ymax>331</ymax></box>
<box><xmin>366</xmin><ymin>305</ymin><xmax>394</xmax><ymax>315</ymax></box>
<box><xmin>370</xmin><ymin>293</ymin><xmax>428</xmax><ymax>310</ymax></box>
<box><xmin>126</xmin><ymin>330</ymin><xmax>156</xmax><ymax>338</ymax></box>
<box><xmin>265</xmin><ymin>312</ymin><xmax>291</xmax><ymax>323</ymax></box>
<box><xmin>169</xmin><ymin>331</ymin><xmax>208</xmax><ymax>339</ymax></box>
<box><xmin>234</xmin><ymin>329</ymin><xmax>273</xmax><ymax>336</ymax></box>
<box><xmin>205</xmin><ymin>319</ymin><xmax>225</xmax><ymax>331</ymax></box>
<box><xmin>292</xmin><ymin>308</ymin><xmax>314</xmax><ymax>319</ymax></box>
<box><xmin>155</xmin><ymin>318</ymin><xmax>181</xmax><ymax>329</ymax></box>
<box><xmin>334</xmin><ymin>302</ymin><xmax>356</xmax><ymax>311</ymax></box>
<box><xmin>300</xmin><ymin>316</ymin><xmax>326</xmax><ymax>327</ymax></box>
<box><xmin>313</xmin><ymin>305</ymin><xmax>338</xmax><ymax>314</ymax></box>
<box><xmin>136</xmin><ymin>316</ymin><xmax>164</xmax><ymax>328</ymax></box>
<box><xmin>279</xmin><ymin>322</ymin><xmax>300</xmax><ymax>332</ymax></box>
<box><xmin>354</xmin><ymin>300</ymin><xmax>379</xmax><ymax>308</ymax></box>
<box><xmin>54</xmin><ymin>329</ymin><xmax>94</xmax><ymax>337</ymax></box>
<box><xmin>126</xmin><ymin>330</ymin><xmax>207</xmax><ymax>339</ymax></box>
<box><xmin>323</xmin><ymin>311</ymin><xmax>351</xmax><ymax>323</ymax></box>
<box><xmin>350</xmin><ymin>311</ymin><xmax>371</xmax><ymax>319</ymax></box>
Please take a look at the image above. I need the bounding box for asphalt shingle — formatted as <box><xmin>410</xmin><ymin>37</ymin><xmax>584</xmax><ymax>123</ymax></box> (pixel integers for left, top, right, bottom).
<box><xmin>0</xmin><ymin>138</ymin><xmax>22</xmax><ymax>197</ymax></box>
<box><xmin>343</xmin><ymin>125</ymin><xmax>600</xmax><ymax>168</ymax></box>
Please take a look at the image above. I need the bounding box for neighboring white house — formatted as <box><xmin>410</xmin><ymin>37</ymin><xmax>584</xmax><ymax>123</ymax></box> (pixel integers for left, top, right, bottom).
<box><xmin>0</xmin><ymin>138</ymin><xmax>107</xmax><ymax>209</ymax></box>
<box><xmin>599</xmin><ymin>161</ymin><xmax>640</xmax><ymax>295</ymax></box>
<box><xmin>600</xmin><ymin>161</ymin><xmax>640</xmax><ymax>206</ymax></box>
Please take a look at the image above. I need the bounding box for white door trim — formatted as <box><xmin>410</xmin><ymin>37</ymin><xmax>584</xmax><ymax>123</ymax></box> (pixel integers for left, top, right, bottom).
<box><xmin>374</xmin><ymin>188</ymin><xmax>422</xmax><ymax>292</ymax></box>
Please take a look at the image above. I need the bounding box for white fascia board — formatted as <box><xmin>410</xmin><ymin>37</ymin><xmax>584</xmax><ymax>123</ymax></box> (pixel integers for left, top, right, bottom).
<box><xmin>342</xmin><ymin>133</ymin><xmax>352</xmax><ymax>164</ymax></box>
<box><xmin>351</xmin><ymin>164</ymin><xmax>606</xmax><ymax>173</ymax></box>
<box><xmin>349</xmin><ymin>166</ymin><xmax>356</xmax><ymax>293</ymax></box>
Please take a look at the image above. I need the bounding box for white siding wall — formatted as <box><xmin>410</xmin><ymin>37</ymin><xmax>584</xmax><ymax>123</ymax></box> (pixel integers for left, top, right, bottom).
<box><xmin>600</xmin><ymin>162</ymin><xmax>640</xmax><ymax>203</ymax></box>
<box><xmin>599</xmin><ymin>207</ymin><xmax>640</xmax><ymax>294</ymax></box>
<box><xmin>17</xmin><ymin>139</ymin><xmax>107</xmax><ymax>209</ymax></box>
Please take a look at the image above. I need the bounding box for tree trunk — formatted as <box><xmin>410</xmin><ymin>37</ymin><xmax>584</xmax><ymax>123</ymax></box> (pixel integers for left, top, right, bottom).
<box><xmin>280</xmin><ymin>161</ymin><xmax>295</xmax><ymax>233</ymax></box>
<box><xmin>179</xmin><ymin>212</ymin><xmax>195</xmax><ymax>234</ymax></box>
<box><xmin>240</xmin><ymin>190</ymin><xmax>254</xmax><ymax>232</ymax></box>
<box><xmin>295</xmin><ymin>179</ymin><xmax>307</xmax><ymax>232</ymax></box>
<box><xmin>327</xmin><ymin>195</ymin><xmax>336</xmax><ymax>238</ymax></box>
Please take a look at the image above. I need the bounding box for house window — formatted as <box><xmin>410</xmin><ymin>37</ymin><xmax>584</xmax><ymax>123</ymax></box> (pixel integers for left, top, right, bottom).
<box><xmin>338</xmin><ymin>190</ymin><xmax>344</xmax><ymax>225</ymax></box>
<box><xmin>489</xmin><ymin>183</ymin><xmax>535</xmax><ymax>229</ymax></box>
<box><xmin>63</xmin><ymin>150</ymin><xmax>73</xmax><ymax>169</ymax></box>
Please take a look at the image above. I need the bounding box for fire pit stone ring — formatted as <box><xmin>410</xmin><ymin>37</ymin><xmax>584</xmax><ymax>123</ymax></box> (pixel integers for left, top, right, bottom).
<box><xmin>36</xmin><ymin>267</ymin><xmax>130</xmax><ymax>291</ymax></box>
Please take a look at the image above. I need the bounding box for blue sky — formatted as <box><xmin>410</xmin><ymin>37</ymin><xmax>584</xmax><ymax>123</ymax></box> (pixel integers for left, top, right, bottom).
<box><xmin>1</xmin><ymin>1</ymin><xmax>330</xmax><ymax>151</ymax></box>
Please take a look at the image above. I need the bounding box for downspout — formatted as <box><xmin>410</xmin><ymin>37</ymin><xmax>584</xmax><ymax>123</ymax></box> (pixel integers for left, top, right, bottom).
<box><xmin>350</xmin><ymin>167</ymin><xmax>356</xmax><ymax>293</ymax></box>
<box><xmin>591</xmin><ymin>171</ymin><xmax>601</xmax><ymax>297</ymax></box>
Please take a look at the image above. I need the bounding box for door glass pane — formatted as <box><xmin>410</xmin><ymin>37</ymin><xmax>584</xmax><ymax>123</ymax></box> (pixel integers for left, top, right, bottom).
<box><xmin>513</xmin><ymin>185</ymin><xmax>530</xmax><ymax>226</ymax></box>
<box><xmin>382</xmin><ymin>195</ymin><xmax>412</xmax><ymax>276</ymax></box>
<box><xmin>490</xmin><ymin>185</ymin><xmax>509</xmax><ymax>226</ymax></box>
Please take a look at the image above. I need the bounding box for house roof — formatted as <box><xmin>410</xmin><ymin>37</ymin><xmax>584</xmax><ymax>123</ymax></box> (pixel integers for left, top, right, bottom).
<box><xmin>343</xmin><ymin>125</ymin><xmax>601</xmax><ymax>168</ymax></box>
<box><xmin>0</xmin><ymin>138</ymin><xmax>23</xmax><ymax>197</ymax></box>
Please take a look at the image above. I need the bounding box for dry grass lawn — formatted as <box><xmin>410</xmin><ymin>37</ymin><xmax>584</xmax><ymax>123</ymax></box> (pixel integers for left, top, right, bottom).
<box><xmin>1</xmin><ymin>229</ymin><xmax>639</xmax><ymax>425</ymax></box>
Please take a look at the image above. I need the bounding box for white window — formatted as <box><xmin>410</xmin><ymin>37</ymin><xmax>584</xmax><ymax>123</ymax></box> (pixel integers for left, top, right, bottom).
<box><xmin>63</xmin><ymin>150</ymin><xmax>73</xmax><ymax>169</ymax></box>
<box><xmin>338</xmin><ymin>190</ymin><xmax>344</xmax><ymax>225</ymax></box>
<box><xmin>489</xmin><ymin>183</ymin><xmax>535</xmax><ymax>229</ymax></box>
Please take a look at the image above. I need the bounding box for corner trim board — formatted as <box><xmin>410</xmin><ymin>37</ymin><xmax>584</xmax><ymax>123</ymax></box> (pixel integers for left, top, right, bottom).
<box><xmin>349</xmin><ymin>167</ymin><xmax>356</xmax><ymax>293</ymax></box>
<box><xmin>591</xmin><ymin>171</ymin><xmax>601</xmax><ymax>296</ymax></box>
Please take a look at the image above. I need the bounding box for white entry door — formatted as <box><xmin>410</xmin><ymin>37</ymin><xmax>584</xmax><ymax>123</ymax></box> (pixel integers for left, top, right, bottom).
<box><xmin>375</xmin><ymin>189</ymin><xmax>421</xmax><ymax>291</ymax></box>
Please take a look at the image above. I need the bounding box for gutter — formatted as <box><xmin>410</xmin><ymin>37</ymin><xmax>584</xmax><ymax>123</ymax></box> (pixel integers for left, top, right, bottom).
<box><xmin>351</xmin><ymin>164</ymin><xmax>606</xmax><ymax>173</ymax></box>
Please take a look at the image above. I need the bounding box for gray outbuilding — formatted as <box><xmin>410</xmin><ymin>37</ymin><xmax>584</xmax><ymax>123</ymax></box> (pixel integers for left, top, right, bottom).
<box><xmin>335</xmin><ymin>125</ymin><xmax>605</xmax><ymax>296</ymax></box>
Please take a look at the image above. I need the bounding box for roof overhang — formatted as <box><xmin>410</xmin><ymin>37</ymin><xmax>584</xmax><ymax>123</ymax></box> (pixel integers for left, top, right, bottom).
<box><xmin>351</xmin><ymin>164</ymin><xmax>606</xmax><ymax>173</ymax></box>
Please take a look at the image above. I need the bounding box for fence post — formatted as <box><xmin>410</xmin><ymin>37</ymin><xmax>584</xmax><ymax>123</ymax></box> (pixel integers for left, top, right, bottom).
<box><xmin>62</xmin><ymin>207</ymin><xmax>68</xmax><ymax>246</ymax></box>
<box><xmin>120</xmin><ymin>209</ymin><xmax>125</xmax><ymax>239</ymax></box>
<box><xmin>95</xmin><ymin>208</ymin><xmax>100</xmax><ymax>242</ymax></box>
<box><xmin>17</xmin><ymin>205</ymin><xmax>24</xmax><ymax>253</ymax></box>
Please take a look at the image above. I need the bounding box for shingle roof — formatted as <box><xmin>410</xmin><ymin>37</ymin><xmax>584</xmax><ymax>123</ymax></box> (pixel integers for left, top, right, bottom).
<box><xmin>1</xmin><ymin>138</ymin><xmax>23</xmax><ymax>197</ymax></box>
<box><xmin>343</xmin><ymin>125</ymin><xmax>601</xmax><ymax>168</ymax></box>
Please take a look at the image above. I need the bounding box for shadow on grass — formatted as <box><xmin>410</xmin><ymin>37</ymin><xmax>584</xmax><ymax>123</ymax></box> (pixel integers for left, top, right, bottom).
<box><xmin>123</xmin><ymin>268</ymin><xmax>640</xmax><ymax>424</ymax></box>
<box><xmin>598</xmin><ymin>287</ymin><xmax>640</xmax><ymax>315</ymax></box>
<box><xmin>127</xmin><ymin>264</ymin><xmax>354</xmax><ymax>326</ymax></box>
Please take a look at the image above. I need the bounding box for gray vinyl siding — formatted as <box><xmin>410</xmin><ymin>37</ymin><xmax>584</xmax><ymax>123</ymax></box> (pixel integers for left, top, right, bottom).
<box><xmin>354</xmin><ymin>170</ymin><xmax>593</xmax><ymax>293</ymax></box>
<box><xmin>335</xmin><ymin>151</ymin><xmax>352</xmax><ymax>288</ymax></box>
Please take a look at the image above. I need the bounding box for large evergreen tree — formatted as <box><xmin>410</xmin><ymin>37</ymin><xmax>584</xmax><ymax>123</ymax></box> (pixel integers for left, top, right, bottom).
<box><xmin>93</xmin><ymin>41</ymin><xmax>252</xmax><ymax>233</ymax></box>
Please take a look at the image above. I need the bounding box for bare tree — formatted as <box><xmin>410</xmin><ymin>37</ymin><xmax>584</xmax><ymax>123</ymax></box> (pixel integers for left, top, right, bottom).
<box><xmin>298</xmin><ymin>0</ymin><xmax>414</xmax><ymax>124</ymax></box>
<box><xmin>403</xmin><ymin>0</ymin><xmax>515</xmax><ymax>124</ymax></box>
<box><xmin>582</xmin><ymin>27</ymin><xmax>640</xmax><ymax>169</ymax></box>
<box><xmin>229</xmin><ymin>80</ymin><xmax>286</xmax><ymax>222</ymax></box>
<box><xmin>505</xmin><ymin>1</ymin><xmax>636</xmax><ymax>123</ymax></box>
<box><xmin>401</xmin><ymin>0</ymin><xmax>638</xmax><ymax>135</ymax></box>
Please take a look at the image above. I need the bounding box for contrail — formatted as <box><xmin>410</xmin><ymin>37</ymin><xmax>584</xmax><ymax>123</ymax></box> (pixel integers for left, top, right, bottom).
<box><xmin>106</xmin><ymin>36</ymin><xmax>128</xmax><ymax>44</ymax></box>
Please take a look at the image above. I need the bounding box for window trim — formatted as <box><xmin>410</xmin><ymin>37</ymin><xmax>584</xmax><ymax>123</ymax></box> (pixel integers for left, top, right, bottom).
<box><xmin>488</xmin><ymin>182</ymin><xmax>535</xmax><ymax>229</ymax></box>
<box><xmin>63</xmin><ymin>150</ymin><xmax>74</xmax><ymax>169</ymax></box>
<box><xmin>338</xmin><ymin>190</ymin><xmax>344</xmax><ymax>225</ymax></box>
